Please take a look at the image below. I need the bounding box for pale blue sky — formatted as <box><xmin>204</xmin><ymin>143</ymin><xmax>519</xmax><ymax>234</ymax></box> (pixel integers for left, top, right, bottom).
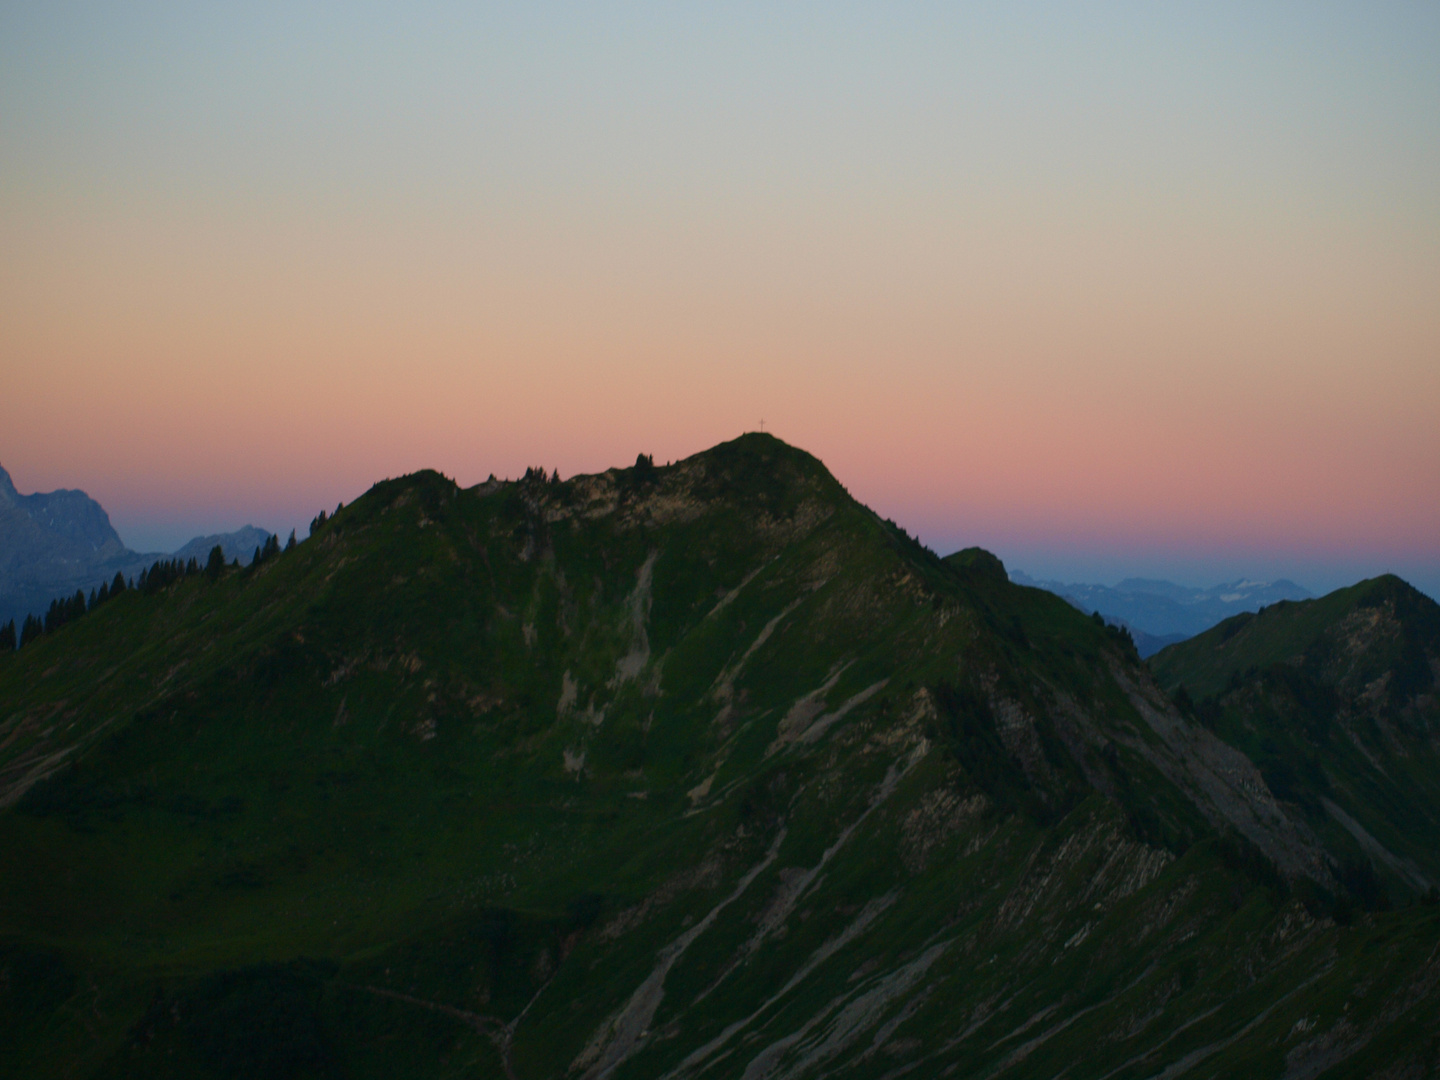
<box><xmin>2</xmin><ymin>3</ymin><xmax>1437</xmax><ymax>598</ymax></box>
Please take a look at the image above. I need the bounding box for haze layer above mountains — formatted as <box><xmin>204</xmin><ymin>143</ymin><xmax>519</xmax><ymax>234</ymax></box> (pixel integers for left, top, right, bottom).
<box><xmin>1</xmin><ymin>435</ymin><xmax>1437</xmax><ymax>1079</ymax></box>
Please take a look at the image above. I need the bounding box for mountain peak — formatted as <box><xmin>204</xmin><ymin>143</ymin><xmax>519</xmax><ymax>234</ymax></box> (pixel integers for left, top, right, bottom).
<box><xmin>1152</xmin><ymin>573</ymin><xmax>1440</xmax><ymax>702</ymax></box>
<box><xmin>1151</xmin><ymin>574</ymin><xmax>1440</xmax><ymax>906</ymax></box>
<box><xmin>172</xmin><ymin>526</ymin><xmax>276</xmax><ymax>566</ymax></box>
<box><xmin>943</xmin><ymin>546</ymin><xmax>1008</xmax><ymax>583</ymax></box>
<box><xmin>686</xmin><ymin>431</ymin><xmax>840</xmax><ymax>485</ymax></box>
<box><xmin>4</xmin><ymin>440</ymin><xmax>1439</xmax><ymax>1075</ymax></box>
<box><xmin>0</xmin><ymin>467</ymin><xmax>148</xmax><ymax>624</ymax></box>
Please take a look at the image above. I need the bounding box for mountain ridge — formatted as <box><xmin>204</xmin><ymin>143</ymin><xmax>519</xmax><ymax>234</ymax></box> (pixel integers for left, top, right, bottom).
<box><xmin>1151</xmin><ymin>574</ymin><xmax>1440</xmax><ymax>907</ymax></box>
<box><xmin>1009</xmin><ymin>569</ymin><xmax>1315</xmax><ymax>641</ymax></box>
<box><xmin>0</xmin><ymin>464</ymin><xmax>158</xmax><ymax>628</ymax></box>
<box><xmin>0</xmin><ymin>464</ymin><xmax>277</xmax><ymax>627</ymax></box>
<box><xmin>172</xmin><ymin>525</ymin><xmax>277</xmax><ymax>566</ymax></box>
<box><xmin>1</xmin><ymin>434</ymin><xmax>1437</xmax><ymax>1078</ymax></box>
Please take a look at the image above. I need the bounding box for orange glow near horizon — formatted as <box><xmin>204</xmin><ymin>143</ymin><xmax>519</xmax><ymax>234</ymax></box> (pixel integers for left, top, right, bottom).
<box><xmin>1</xmin><ymin>5</ymin><xmax>1436</xmax><ymax>591</ymax></box>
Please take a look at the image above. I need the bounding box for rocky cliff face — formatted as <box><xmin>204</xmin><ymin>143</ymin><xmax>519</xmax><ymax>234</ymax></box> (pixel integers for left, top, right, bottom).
<box><xmin>0</xmin><ymin>465</ymin><xmax>126</xmax><ymax>575</ymax></box>
<box><xmin>0</xmin><ymin>465</ymin><xmax>159</xmax><ymax>625</ymax></box>
<box><xmin>0</xmin><ymin>468</ymin><xmax>275</xmax><ymax>627</ymax></box>
<box><xmin>1</xmin><ymin>436</ymin><xmax>1436</xmax><ymax>1079</ymax></box>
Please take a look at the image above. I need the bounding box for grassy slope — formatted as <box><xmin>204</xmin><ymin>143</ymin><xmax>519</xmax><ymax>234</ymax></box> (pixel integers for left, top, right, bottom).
<box><xmin>0</xmin><ymin>435</ymin><xmax>1436</xmax><ymax>1079</ymax></box>
<box><xmin>1150</xmin><ymin>576</ymin><xmax>1440</xmax><ymax>701</ymax></box>
<box><xmin>1151</xmin><ymin>577</ymin><xmax>1440</xmax><ymax>903</ymax></box>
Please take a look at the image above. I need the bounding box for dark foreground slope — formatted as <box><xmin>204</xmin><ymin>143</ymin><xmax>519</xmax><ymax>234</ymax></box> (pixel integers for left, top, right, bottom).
<box><xmin>1152</xmin><ymin>576</ymin><xmax>1440</xmax><ymax>906</ymax></box>
<box><xmin>1</xmin><ymin>436</ymin><xmax>1437</xmax><ymax>1079</ymax></box>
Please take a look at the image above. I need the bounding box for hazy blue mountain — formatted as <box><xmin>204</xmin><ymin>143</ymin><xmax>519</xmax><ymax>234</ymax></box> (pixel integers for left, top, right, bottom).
<box><xmin>0</xmin><ymin>465</ymin><xmax>162</xmax><ymax>627</ymax></box>
<box><xmin>1009</xmin><ymin>570</ymin><xmax>1313</xmax><ymax>641</ymax></box>
<box><xmin>172</xmin><ymin>526</ymin><xmax>275</xmax><ymax>567</ymax></box>
<box><xmin>1099</xmin><ymin>617</ymin><xmax>1190</xmax><ymax>659</ymax></box>
<box><xmin>0</xmin><ymin>466</ymin><xmax>274</xmax><ymax>628</ymax></box>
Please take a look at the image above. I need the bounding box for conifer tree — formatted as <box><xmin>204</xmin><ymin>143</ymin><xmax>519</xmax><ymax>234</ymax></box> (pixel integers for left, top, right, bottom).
<box><xmin>112</xmin><ymin>572</ymin><xmax>127</xmax><ymax>595</ymax></box>
<box><xmin>140</xmin><ymin>558</ymin><xmax>187</xmax><ymax>594</ymax></box>
<box><xmin>0</xmin><ymin>620</ymin><xmax>15</xmax><ymax>652</ymax></box>
<box><xmin>20</xmin><ymin>614</ymin><xmax>42</xmax><ymax>649</ymax></box>
<box><xmin>285</xmin><ymin>530</ymin><xmax>296</xmax><ymax>552</ymax></box>
<box><xmin>205</xmin><ymin>545</ymin><xmax>226</xmax><ymax>580</ymax></box>
<box><xmin>43</xmin><ymin>590</ymin><xmax>85</xmax><ymax>633</ymax></box>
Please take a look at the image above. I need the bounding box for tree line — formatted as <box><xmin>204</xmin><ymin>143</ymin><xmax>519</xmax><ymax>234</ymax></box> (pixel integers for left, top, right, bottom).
<box><xmin>1</xmin><ymin>570</ymin><xmax>133</xmax><ymax>652</ymax></box>
<box><xmin>0</xmin><ymin>527</ymin><xmax>300</xmax><ymax>655</ymax></box>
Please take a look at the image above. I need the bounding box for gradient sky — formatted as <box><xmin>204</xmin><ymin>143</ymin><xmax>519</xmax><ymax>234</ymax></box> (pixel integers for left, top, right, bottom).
<box><xmin>2</xmin><ymin>3</ymin><xmax>1437</xmax><ymax>597</ymax></box>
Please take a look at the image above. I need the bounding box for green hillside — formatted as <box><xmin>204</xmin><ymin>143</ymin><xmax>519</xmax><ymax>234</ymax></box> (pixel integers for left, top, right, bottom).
<box><xmin>1151</xmin><ymin>576</ymin><xmax>1440</xmax><ymax>906</ymax></box>
<box><xmin>1</xmin><ymin>435</ymin><xmax>1437</xmax><ymax>1079</ymax></box>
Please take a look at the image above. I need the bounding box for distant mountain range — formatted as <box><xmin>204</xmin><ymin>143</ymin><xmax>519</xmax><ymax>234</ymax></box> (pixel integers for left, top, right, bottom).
<box><xmin>172</xmin><ymin>525</ymin><xmax>277</xmax><ymax>566</ymax></box>
<box><xmin>0</xmin><ymin>464</ymin><xmax>272</xmax><ymax>627</ymax></box>
<box><xmin>1009</xmin><ymin>570</ymin><xmax>1313</xmax><ymax>654</ymax></box>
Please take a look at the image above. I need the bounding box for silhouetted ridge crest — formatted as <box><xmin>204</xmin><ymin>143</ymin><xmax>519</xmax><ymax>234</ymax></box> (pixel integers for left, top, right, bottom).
<box><xmin>6</xmin><ymin>436</ymin><xmax>1440</xmax><ymax>1076</ymax></box>
<box><xmin>944</xmin><ymin>547</ymin><xmax>1008</xmax><ymax>584</ymax></box>
<box><xmin>1153</xmin><ymin>573</ymin><xmax>1440</xmax><ymax>703</ymax></box>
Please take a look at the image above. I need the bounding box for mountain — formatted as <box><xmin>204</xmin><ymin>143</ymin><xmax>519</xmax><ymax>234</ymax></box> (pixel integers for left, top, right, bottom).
<box><xmin>0</xmin><ymin>465</ymin><xmax>161</xmax><ymax>627</ymax></box>
<box><xmin>1</xmin><ymin>435</ymin><xmax>1437</xmax><ymax>1079</ymax></box>
<box><xmin>1150</xmin><ymin>576</ymin><xmax>1440</xmax><ymax>906</ymax></box>
<box><xmin>1009</xmin><ymin>570</ymin><xmax>1314</xmax><ymax>641</ymax></box>
<box><xmin>173</xmin><ymin>526</ymin><xmax>276</xmax><ymax>567</ymax></box>
<box><xmin>0</xmin><ymin>466</ymin><xmax>278</xmax><ymax>628</ymax></box>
